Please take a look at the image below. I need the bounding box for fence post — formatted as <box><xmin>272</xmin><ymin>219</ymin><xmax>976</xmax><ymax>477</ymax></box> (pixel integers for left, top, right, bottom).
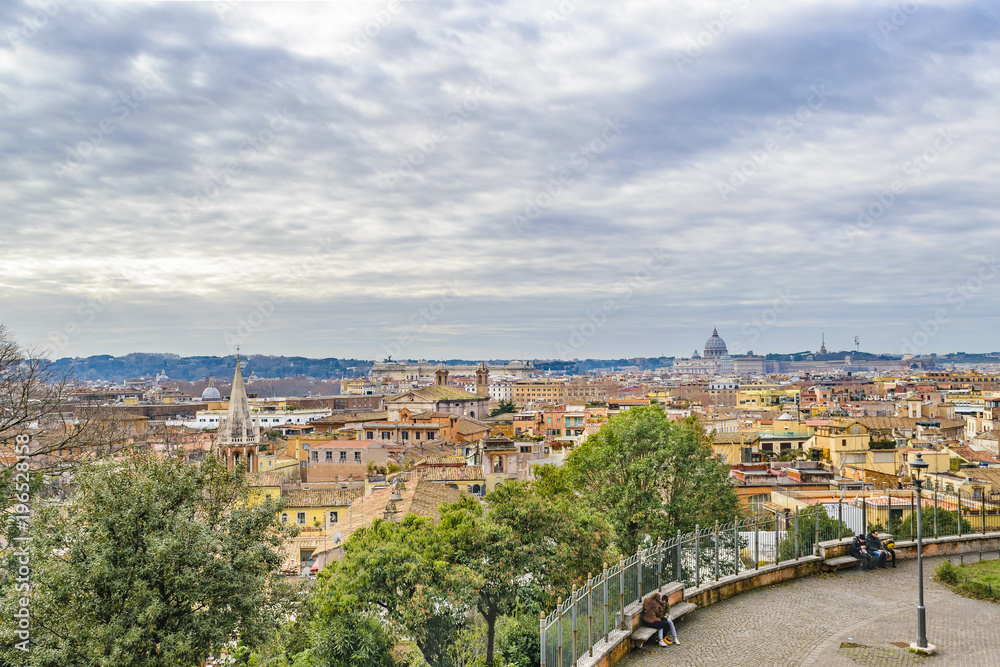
<box><xmin>695</xmin><ymin>524</ymin><xmax>701</xmax><ymax>588</ymax></box>
<box><xmin>814</xmin><ymin>506</ymin><xmax>820</xmax><ymax>556</ymax></box>
<box><xmin>657</xmin><ymin>537</ymin><xmax>663</xmax><ymax>590</ymax></box>
<box><xmin>734</xmin><ymin>515</ymin><xmax>740</xmax><ymax>576</ymax></box>
<box><xmin>619</xmin><ymin>555</ymin><xmax>625</xmax><ymax>630</ymax></box>
<box><xmin>774</xmin><ymin>514</ymin><xmax>780</xmax><ymax>565</ymax></box>
<box><xmin>983</xmin><ymin>493</ymin><xmax>987</xmax><ymax>534</ymax></box>
<box><xmin>557</xmin><ymin>597</ymin><xmax>563</xmax><ymax>667</ymax></box>
<box><xmin>794</xmin><ymin>509</ymin><xmax>800</xmax><ymax>560</ymax></box>
<box><xmin>636</xmin><ymin>544</ymin><xmax>643</xmax><ymax>600</ymax></box>
<box><xmin>959</xmin><ymin>493</ymin><xmax>963</xmax><ymax>537</ymax></box>
<box><xmin>714</xmin><ymin>520</ymin><xmax>720</xmax><ymax>582</ymax></box>
<box><xmin>676</xmin><ymin>530</ymin><xmax>682</xmax><ymax>583</ymax></box>
<box><xmin>754</xmin><ymin>518</ymin><xmax>759</xmax><ymax>569</ymax></box>
<box><xmin>838</xmin><ymin>498</ymin><xmax>843</xmax><ymax>541</ymax></box>
<box><xmin>540</xmin><ymin>610</ymin><xmax>546</xmax><ymax>667</ymax></box>
<box><xmin>602</xmin><ymin>562</ymin><xmax>609</xmax><ymax>642</ymax></box>
<box><xmin>571</xmin><ymin>584</ymin><xmax>578</xmax><ymax>667</ymax></box>
<box><xmin>580</xmin><ymin>575</ymin><xmax>591</xmax><ymax>659</ymax></box>
<box><xmin>934</xmin><ymin>491</ymin><xmax>939</xmax><ymax>539</ymax></box>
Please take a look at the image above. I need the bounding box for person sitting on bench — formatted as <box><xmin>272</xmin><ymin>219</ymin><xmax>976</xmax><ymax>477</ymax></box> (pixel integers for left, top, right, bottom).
<box><xmin>641</xmin><ymin>592</ymin><xmax>680</xmax><ymax>647</ymax></box>
<box><xmin>850</xmin><ymin>534</ymin><xmax>873</xmax><ymax>570</ymax></box>
<box><xmin>866</xmin><ymin>530</ymin><xmax>893</xmax><ymax>568</ymax></box>
<box><xmin>882</xmin><ymin>537</ymin><xmax>896</xmax><ymax>568</ymax></box>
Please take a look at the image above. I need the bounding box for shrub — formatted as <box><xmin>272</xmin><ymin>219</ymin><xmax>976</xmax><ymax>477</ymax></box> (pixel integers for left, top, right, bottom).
<box><xmin>936</xmin><ymin>559</ymin><xmax>959</xmax><ymax>586</ymax></box>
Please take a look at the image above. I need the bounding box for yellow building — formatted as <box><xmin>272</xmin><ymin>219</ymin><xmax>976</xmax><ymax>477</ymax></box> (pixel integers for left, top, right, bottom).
<box><xmin>511</xmin><ymin>380</ymin><xmax>567</xmax><ymax>406</ymax></box>
<box><xmin>737</xmin><ymin>387</ymin><xmax>800</xmax><ymax>409</ymax></box>
<box><xmin>903</xmin><ymin>449</ymin><xmax>950</xmax><ymax>475</ymax></box>
<box><xmin>258</xmin><ymin>452</ymin><xmax>300</xmax><ymax>478</ymax></box>
<box><xmin>279</xmin><ymin>488</ymin><xmax>354</xmax><ymax>530</ymax></box>
<box><xmin>810</xmin><ymin>419</ymin><xmax>901</xmax><ymax>481</ymax></box>
<box><xmin>708</xmin><ymin>431</ymin><xmax>760</xmax><ymax>464</ymax></box>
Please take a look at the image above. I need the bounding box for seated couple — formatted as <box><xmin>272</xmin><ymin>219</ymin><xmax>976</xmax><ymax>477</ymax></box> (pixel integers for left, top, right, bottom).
<box><xmin>641</xmin><ymin>592</ymin><xmax>680</xmax><ymax>647</ymax></box>
<box><xmin>850</xmin><ymin>530</ymin><xmax>896</xmax><ymax>570</ymax></box>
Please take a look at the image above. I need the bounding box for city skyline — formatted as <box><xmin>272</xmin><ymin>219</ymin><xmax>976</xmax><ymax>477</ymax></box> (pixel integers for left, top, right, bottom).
<box><xmin>3</xmin><ymin>1</ymin><xmax>1000</xmax><ymax>360</ymax></box>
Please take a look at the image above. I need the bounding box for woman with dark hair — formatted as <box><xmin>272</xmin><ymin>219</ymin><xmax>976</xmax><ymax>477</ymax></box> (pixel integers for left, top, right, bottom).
<box><xmin>641</xmin><ymin>592</ymin><xmax>680</xmax><ymax>647</ymax></box>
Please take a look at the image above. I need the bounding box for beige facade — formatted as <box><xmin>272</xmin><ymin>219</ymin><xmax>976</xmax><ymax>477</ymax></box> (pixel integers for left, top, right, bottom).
<box><xmin>302</xmin><ymin>440</ymin><xmax>391</xmax><ymax>482</ymax></box>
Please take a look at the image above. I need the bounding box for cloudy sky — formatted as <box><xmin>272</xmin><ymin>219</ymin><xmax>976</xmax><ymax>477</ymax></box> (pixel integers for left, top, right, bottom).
<box><xmin>2</xmin><ymin>0</ymin><xmax>999</xmax><ymax>361</ymax></box>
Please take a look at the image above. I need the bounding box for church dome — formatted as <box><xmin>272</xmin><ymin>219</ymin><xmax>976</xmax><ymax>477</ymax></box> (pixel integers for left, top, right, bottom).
<box><xmin>202</xmin><ymin>381</ymin><xmax>221</xmax><ymax>401</ymax></box>
<box><xmin>703</xmin><ymin>328</ymin><xmax>728</xmax><ymax>358</ymax></box>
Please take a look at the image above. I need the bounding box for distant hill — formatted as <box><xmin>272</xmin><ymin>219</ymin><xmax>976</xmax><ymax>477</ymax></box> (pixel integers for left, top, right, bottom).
<box><xmin>51</xmin><ymin>354</ymin><xmax>372</xmax><ymax>382</ymax></box>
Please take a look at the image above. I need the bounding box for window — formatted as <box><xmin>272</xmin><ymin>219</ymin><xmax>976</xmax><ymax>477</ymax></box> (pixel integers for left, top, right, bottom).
<box><xmin>366</xmin><ymin>431</ymin><xmax>374</xmax><ymax>440</ymax></box>
<box><xmin>841</xmin><ymin>439</ymin><xmax>847</xmax><ymax>447</ymax></box>
<box><xmin>340</xmin><ymin>451</ymin><xmax>347</xmax><ymax>462</ymax></box>
<box><xmin>354</xmin><ymin>451</ymin><xmax>362</xmax><ymax>462</ymax></box>
<box><xmin>844</xmin><ymin>453</ymin><xmax>864</xmax><ymax>464</ymax></box>
<box><xmin>520</xmin><ymin>446</ymin><xmax>531</xmax><ymax>453</ymax></box>
<box><xmin>402</xmin><ymin>431</ymin><xmax>408</xmax><ymax>440</ymax></box>
<box><xmin>325</xmin><ymin>451</ymin><xmax>333</xmax><ymax>462</ymax></box>
<box><xmin>381</xmin><ymin>431</ymin><xmax>391</xmax><ymax>440</ymax></box>
<box><xmin>297</xmin><ymin>512</ymin><xmax>306</xmax><ymax>525</ymax></box>
<box><xmin>311</xmin><ymin>451</ymin><xmax>318</xmax><ymax>462</ymax></box>
<box><xmin>265</xmin><ymin>493</ymin><xmax>272</xmax><ymax>501</ymax></box>
<box><xmin>329</xmin><ymin>511</ymin><xmax>339</xmax><ymax>523</ymax></box>
<box><xmin>281</xmin><ymin>513</ymin><xmax>288</xmax><ymax>523</ymax></box>
<box><xmin>415</xmin><ymin>431</ymin><xmax>420</xmax><ymax>440</ymax></box>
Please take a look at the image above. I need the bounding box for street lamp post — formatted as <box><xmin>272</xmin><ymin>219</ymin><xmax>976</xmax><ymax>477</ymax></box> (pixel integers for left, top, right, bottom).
<box><xmin>910</xmin><ymin>453</ymin><xmax>930</xmax><ymax>652</ymax></box>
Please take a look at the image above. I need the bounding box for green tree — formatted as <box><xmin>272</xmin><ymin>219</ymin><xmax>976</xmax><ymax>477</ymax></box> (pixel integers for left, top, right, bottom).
<box><xmin>437</xmin><ymin>483</ymin><xmax>611</xmax><ymax>666</ymax></box>
<box><xmin>305</xmin><ymin>600</ymin><xmax>395</xmax><ymax>667</ymax></box>
<box><xmin>896</xmin><ymin>507</ymin><xmax>971</xmax><ymax>539</ymax></box>
<box><xmin>494</xmin><ymin>612</ymin><xmax>540</xmax><ymax>667</ymax></box>
<box><xmin>0</xmin><ymin>453</ymin><xmax>290</xmax><ymax>667</ymax></box>
<box><xmin>310</xmin><ymin>515</ymin><xmax>477</xmax><ymax>667</ymax></box>
<box><xmin>489</xmin><ymin>401</ymin><xmax>517</xmax><ymax>418</ymax></box>
<box><xmin>777</xmin><ymin>508</ymin><xmax>852</xmax><ymax>561</ymax></box>
<box><xmin>565</xmin><ymin>406</ymin><xmax>739</xmax><ymax>553</ymax></box>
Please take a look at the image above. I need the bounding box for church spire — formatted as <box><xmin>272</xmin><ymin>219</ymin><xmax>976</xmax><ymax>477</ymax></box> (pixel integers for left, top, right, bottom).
<box><xmin>217</xmin><ymin>354</ymin><xmax>259</xmax><ymax>472</ymax></box>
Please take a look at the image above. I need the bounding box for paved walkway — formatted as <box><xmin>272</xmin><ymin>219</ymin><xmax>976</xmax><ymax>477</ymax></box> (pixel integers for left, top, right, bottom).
<box><xmin>621</xmin><ymin>553</ymin><xmax>1000</xmax><ymax>667</ymax></box>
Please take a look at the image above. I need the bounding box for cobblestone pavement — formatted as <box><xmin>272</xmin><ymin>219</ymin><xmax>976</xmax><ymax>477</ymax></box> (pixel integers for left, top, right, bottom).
<box><xmin>620</xmin><ymin>553</ymin><xmax>1000</xmax><ymax>667</ymax></box>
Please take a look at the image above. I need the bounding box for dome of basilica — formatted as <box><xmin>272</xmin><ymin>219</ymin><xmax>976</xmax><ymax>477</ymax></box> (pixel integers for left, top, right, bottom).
<box><xmin>703</xmin><ymin>328</ymin><xmax>728</xmax><ymax>358</ymax></box>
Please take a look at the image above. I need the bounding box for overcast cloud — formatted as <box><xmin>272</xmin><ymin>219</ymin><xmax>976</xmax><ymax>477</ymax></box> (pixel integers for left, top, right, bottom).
<box><xmin>2</xmin><ymin>0</ymin><xmax>999</xmax><ymax>361</ymax></box>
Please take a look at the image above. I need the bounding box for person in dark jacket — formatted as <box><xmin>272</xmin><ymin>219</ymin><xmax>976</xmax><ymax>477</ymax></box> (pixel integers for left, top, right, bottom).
<box><xmin>866</xmin><ymin>530</ymin><xmax>891</xmax><ymax>568</ymax></box>
<box><xmin>641</xmin><ymin>592</ymin><xmax>679</xmax><ymax>647</ymax></box>
<box><xmin>850</xmin><ymin>534</ymin><xmax>873</xmax><ymax>570</ymax></box>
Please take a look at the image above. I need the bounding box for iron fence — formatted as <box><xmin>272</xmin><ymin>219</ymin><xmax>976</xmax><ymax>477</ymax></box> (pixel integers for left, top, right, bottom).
<box><xmin>539</xmin><ymin>489</ymin><xmax>1000</xmax><ymax>666</ymax></box>
<box><xmin>540</xmin><ymin>506</ymin><xmax>827</xmax><ymax>667</ymax></box>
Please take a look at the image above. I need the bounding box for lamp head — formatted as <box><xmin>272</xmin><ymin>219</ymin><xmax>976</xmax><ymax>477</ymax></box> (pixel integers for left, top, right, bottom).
<box><xmin>911</xmin><ymin>452</ymin><xmax>929</xmax><ymax>482</ymax></box>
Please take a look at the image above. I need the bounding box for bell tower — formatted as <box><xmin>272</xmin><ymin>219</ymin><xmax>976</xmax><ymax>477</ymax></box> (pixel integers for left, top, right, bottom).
<box><xmin>435</xmin><ymin>362</ymin><xmax>449</xmax><ymax>386</ymax></box>
<box><xmin>475</xmin><ymin>361</ymin><xmax>489</xmax><ymax>398</ymax></box>
<box><xmin>216</xmin><ymin>351</ymin><xmax>260</xmax><ymax>473</ymax></box>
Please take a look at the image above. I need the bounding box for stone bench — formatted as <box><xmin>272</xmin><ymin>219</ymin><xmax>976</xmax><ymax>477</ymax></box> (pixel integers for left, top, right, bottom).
<box><xmin>669</xmin><ymin>601</ymin><xmax>697</xmax><ymax>620</ymax></box>
<box><xmin>629</xmin><ymin>597</ymin><xmax>696</xmax><ymax>648</ymax></box>
<box><xmin>822</xmin><ymin>555</ymin><xmax>861</xmax><ymax>572</ymax></box>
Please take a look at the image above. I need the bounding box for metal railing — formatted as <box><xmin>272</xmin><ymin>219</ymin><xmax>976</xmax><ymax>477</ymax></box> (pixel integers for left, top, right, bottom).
<box><xmin>540</xmin><ymin>489</ymin><xmax>1000</xmax><ymax>666</ymax></box>
<box><xmin>540</xmin><ymin>506</ymin><xmax>832</xmax><ymax>667</ymax></box>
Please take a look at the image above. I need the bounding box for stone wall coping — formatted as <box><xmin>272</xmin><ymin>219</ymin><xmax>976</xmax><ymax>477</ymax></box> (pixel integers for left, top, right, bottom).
<box><xmin>683</xmin><ymin>555</ymin><xmax>823</xmax><ymax>600</ymax></box>
<box><xmin>818</xmin><ymin>531</ymin><xmax>1000</xmax><ymax>558</ymax></box>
